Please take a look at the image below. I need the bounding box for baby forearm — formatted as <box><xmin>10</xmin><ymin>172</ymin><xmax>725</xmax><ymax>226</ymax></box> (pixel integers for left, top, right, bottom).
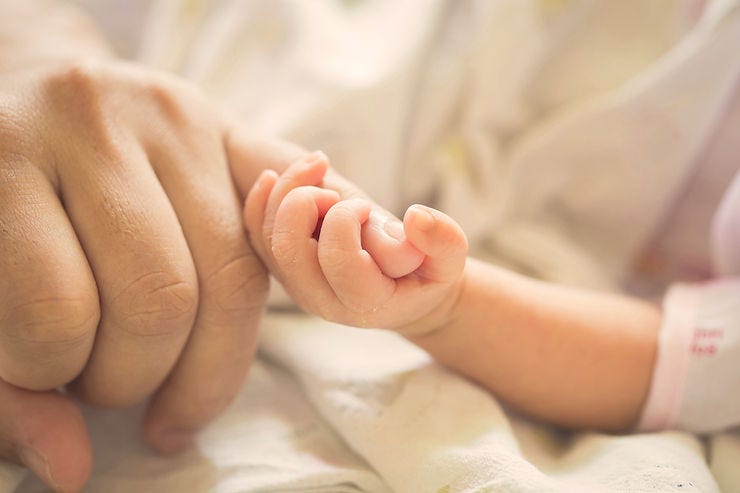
<box><xmin>405</xmin><ymin>258</ymin><xmax>661</xmax><ymax>431</ymax></box>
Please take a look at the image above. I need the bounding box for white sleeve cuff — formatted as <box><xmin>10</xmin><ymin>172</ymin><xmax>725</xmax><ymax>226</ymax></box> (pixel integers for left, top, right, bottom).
<box><xmin>637</xmin><ymin>284</ymin><xmax>699</xmax><ymax>431</ymax></box>
<box><xmin>638</xmin><ymin>279</ymin><xmax>740</xmax><ymax>433</ymax></box>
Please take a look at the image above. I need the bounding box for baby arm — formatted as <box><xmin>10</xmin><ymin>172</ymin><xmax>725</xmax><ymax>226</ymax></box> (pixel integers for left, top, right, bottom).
<box><xmin>406</xmin><ymin>261</ymin><xmax>661</xmax><ymax>431</ymax></box>
<box><xmin>245</xmin><ymin>152</ymin><xmax>661</xmax><ymax>432</ymax></box>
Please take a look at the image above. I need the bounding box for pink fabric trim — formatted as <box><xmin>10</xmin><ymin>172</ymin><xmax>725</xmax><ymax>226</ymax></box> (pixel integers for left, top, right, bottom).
<box><xmin>711</xmin><ymin>171</ymin><xmax>740</xmax><ymax>276</ymax></box>
<box><xmin>637</xmin><ymin>284</ymin><xmax>699</xmax><ymax>431</ymax></box>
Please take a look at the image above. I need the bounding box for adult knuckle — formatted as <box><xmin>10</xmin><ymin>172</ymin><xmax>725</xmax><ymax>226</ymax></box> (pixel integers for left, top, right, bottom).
<box><xmin>146</xmin><ymin>79</ymin><xmax>187</xmax><ymax>122</ymax></box>
<box><xmin>4</xmin><ymin>291</ymin><xmax>99</xmax><ymax>346</ymax></box>
<box><xmin>144</xmin><ymin>76</ymin><xmax>215</xmax><ymax>132</ymax></box>
<box><xmin>41</xmin><ymin>62</ymin><xmax>125</xmax><ymax>148</ymax></box>
<box><xmin>113</xmin><ymin>271</ymin><xmax>198</xmax><ymax>337</ymax></box>
<box><xmin>203</xmin><ymin>252</ymin><xmax>269</xmax><ymax>321</ymax></box>
<box><xmin>44</xmin><ymin>61</ymin><xmax>104</xmax><ymax>105</ymax></box>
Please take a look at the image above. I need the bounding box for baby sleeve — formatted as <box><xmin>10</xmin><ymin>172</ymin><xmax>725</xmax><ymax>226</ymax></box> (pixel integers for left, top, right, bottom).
<box><xmin>639</xmin><ymin>172</ymin><xmax>740</xmax><ymax>433</ymax></box>
<box><xmin>638</xmin><ymin>279</ymin><xmax>740</xmax><ymax>433</ymax></box>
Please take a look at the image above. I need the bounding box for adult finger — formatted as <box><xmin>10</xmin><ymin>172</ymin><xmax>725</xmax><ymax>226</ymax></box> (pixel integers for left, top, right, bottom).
<box><xmin>222</xmin><ymin>128</ymin><xmax>309</xmax><ymax>199</ymax></box>
<box><xmin>243</xmin><ymin>169</ymin><xmax>279</xmax><ymax>270</ymax></box>
<box><xmin>58</xmin><ymin>141</ymin><xmax>199</xmax><ymax>407</ymax></box>
<box><xmin>139</xmin><ymin>129</ymin><xmax>270</xmax><ymax>453</ymax></box>
<box><xmin>0</xmin><ymin>161</ymin><xmax>99</xmax><ymax>390</ymax></box>
<box><xmin>0</xmin><ymin>380</ymin><xmax>91</xmax><ymax>493</ymax></box>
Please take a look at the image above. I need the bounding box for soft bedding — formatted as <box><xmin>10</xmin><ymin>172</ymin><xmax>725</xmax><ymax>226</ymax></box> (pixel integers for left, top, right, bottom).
<box><xmin>8</xmin><ymin>313</ymin><xmax>733</xmax><ymax>492</ymax></box>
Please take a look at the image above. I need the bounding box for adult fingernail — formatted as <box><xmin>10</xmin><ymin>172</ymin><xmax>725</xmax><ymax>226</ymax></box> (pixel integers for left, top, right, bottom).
<box><xmin>410</xmin><ymin>205</ymin><xmax>435</xmax><ymax>231</ymax></box>
<box><xmin>156</xmin><ymin>429</ymin><xmax>196</xmax><ymax>453</ymax></box>
<box><xmin>19</xmin><ymin>447</ymin><xmax>57</xmax><ymax>490</ymax></box>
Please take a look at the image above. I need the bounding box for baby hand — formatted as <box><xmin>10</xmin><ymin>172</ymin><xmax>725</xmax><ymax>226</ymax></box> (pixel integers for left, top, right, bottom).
<box><xmin>243</xmin><ymin>152</ymin><xmax>468</xmax><ymax>332</ymax></box>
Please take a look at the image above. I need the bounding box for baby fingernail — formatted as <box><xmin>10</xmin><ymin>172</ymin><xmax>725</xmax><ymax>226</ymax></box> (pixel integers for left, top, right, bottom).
<box><xmin>410</xmin><ymin>205</ymin><xmax>435</xmax><ymax>231</ymax></box>
<box><xmin>383</xmin><ymin>218</ymin><xmax>405</xmax><ymax>241</ymax></box>
<box><xmin>305</xmin><ymin>150</ymin><xmax>327</xmax><ymax>165</ymax></box>
<box><xmin>255</xmin><ymin>171</ymin><xmax>268</xmax><ymax>187</ymax></box>
<box><xmin>253</xmin><ymin>170</ymin><xmax>274</xmax><ymax>190</ymax></box>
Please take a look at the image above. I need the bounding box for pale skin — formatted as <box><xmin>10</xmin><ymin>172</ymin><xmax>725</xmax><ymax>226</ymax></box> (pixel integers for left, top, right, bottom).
<box><xmin>245</xmin><ymin>154</ymin><xmax>663</xmax><ymax>433</ymax></box>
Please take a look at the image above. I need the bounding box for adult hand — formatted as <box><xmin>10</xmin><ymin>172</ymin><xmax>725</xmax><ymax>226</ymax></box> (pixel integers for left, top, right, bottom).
<box><xmin>0</xmin><ymin>58</ymin><xmax>307</xmax><ymax>491</ymax></box>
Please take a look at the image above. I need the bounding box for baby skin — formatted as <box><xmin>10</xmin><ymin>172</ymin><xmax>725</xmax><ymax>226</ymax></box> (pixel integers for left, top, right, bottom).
<box><xmin>244</xmin><ymin>152</ymin><xmax>662</xmax><ymax>432</ymax></box>
<box><xmin>244</xmin><ymin>151</ymin><xmax>467</xmax><ymax>332</ymax></box>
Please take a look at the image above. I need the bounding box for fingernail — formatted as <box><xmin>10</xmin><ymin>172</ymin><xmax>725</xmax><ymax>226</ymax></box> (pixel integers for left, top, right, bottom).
<box><xmin>410</xmin><ymin>205</ymin><xmax>435</xmax><ymax>231</ymax></box>
<box><xmin>304</xmin><ymin>150</ymin><xmax>328</xmax><ymax>166</ymax></box>
<box><xmin>252</xmin><ymin>172</ymin><xmax>266</xmax><ymax>191</ymax></box>
<box><xmin>157</xmin><ymin>429</ymin><xmax>196</xmax><ymax>453</ymax></box>
<box><xmin>383</xmin><ymin>218</ymin><xmax>405</xmax><ymax>241</ymax></box>
<box><xmin>19</xmin><ymin>447</ymin><xmax>57</xmax><ymax>489</ymax></box>
<box><xmin>251</xmin><ymin>170</ymin><xmax>272</xmax><ymax>192</ymax></box>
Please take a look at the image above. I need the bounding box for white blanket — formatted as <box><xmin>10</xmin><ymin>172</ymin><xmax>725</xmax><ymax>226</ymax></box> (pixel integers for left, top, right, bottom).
<box><xmin>258</xmin><ymin>316</ymin><xmax>721</xmax><ymax>492</ymax></box>
<box><xmin>9</xmin><ymin>314</ymin><xmax>727</xmax><ymax>492</ymax></box>
<box><xmin>6</xmin><ymin>0</ymin><xmax>740</xmax><ymax>491</ymax></box>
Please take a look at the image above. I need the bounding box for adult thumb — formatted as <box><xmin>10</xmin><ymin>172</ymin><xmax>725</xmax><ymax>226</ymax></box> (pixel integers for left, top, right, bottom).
<box><xmin>0</xmin><ymin>380</ymin><xmax>91</xmax><ymax>493</ymax></box>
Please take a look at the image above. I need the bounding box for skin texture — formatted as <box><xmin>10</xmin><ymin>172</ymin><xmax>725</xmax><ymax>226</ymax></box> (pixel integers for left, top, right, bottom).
<box><xmin>0</xmin><ymin>1</ymin><xmax>311</xmax><ymax>490</ymax></box>
<box><xmin>245</xmin><ymin>156</ymin><xmax>662</xmax><ymax>433</ymax></box>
